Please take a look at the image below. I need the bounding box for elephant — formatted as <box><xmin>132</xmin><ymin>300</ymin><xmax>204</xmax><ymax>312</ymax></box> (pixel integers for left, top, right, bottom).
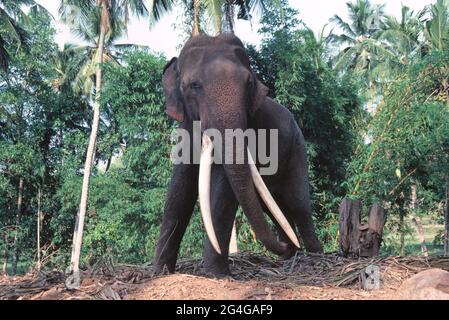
<box><xmin>153</xmin><ymin>33</ymin><xmax>323</xmax><ymax>277</ymax></box>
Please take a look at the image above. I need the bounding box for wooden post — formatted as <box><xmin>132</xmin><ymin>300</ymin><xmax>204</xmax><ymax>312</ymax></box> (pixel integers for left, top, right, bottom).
<box><xmin>339</xmin><ymin>198</ymin><xmax>361</xmax><ymax>256</ymax></box>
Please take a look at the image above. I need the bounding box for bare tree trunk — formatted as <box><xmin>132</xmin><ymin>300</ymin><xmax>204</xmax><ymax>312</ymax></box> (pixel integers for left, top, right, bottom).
<box><xmin>399</xmin><ymin>207</ymin><xmax>405</xmax><ymax>256</ymax></box>
<box><xmin>412</xmin><ymin>217</ymin><xmax>428</xmax><ymax>257</ymax></box>
<box><xmin>229</xmin><ymin>220</ymin><xmax>238</xmax><ymax>254</ymax></box>
<box><xmin>224</xmin><ymin>1</ymin><xmax>234</xmax><ymax>33</ymax></box>
<box><xmin>410</xmin><ymin>185</ymin><xmax>428</xmax><ymax>257</ymax></box>
<box><xmin>67</xmin><ymin>0</ymin><xmax>108</xmax><ymax>289</ymax></box>
<box><xmin>444</xmin><ymin>179</ymin><xmax>449</xmax><ymax>257</ymax></box>
<box><xmin>2</xmin><ymin>232</ymin><xmax>8</xmax><ymax>274</ymax></box>
<box><xmin>105</xmin><ymin>155</ymin><xmax>112</xmax><ymax>172</ymax></box>
<box><xmin>192</xmin><ymin>0</ymin><xmax>200</xmax><ymax>36</ymax></box>
<box><xmin>12</xmin><ymin>177</ymin><xmax>24</xmax><ymax>275</ymax></box>
<box><xmin>36</xmin><ymin>188</ymin><xmax>42</xmax><ymax>271</ymax></box>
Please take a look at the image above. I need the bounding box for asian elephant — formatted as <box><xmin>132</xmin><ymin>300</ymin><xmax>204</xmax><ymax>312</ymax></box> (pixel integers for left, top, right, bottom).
<box><xmin>153</xmin><ymin>33</ymin><xmax>322</xmax><ymax>277</ymax></box>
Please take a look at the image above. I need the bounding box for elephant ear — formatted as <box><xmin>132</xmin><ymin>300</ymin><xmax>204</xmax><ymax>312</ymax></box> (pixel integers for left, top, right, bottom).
<box><xmin>249</xmin><ymin>72</ymin><xmax>269</xmax><ymax>116</ymax></box>
<box><xmin>163</xmin><ymin>57</ymin><xmax>184</xmax><ymax>122</ymax></box>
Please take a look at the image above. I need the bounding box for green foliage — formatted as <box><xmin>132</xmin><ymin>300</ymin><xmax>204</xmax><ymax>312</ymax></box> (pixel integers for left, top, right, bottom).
<box><xmin>50</xmin><ymin>49</ymin><xmax>178</xmax><ymax>265</ymax></box>
<box><xmin>346</xmin><ymin>50</ymin><xmax>449</xmax><ymax>254</ymax></box>
<box><xmin>348</xmin><ymin>51</ymin><xmax>449</xmax><ymax>203</ymax></box>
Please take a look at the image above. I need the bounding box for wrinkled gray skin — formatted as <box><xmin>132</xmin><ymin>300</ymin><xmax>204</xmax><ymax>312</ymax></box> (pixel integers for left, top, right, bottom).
<box><xmin>154</xmin><ymin>34</ymin><xmax>322</xmax><ymax>277</ymax></box>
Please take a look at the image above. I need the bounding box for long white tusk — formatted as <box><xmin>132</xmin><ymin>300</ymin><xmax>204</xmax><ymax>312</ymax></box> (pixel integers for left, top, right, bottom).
<box><xmin>198</xmin><ymin>134</ymin><xmax>222</xmax><ymax>254</ymax></box>
<box><xmin>247</xmin><ymin>148</ymin><xmax>300</xmax><ymax>248</ymax></box>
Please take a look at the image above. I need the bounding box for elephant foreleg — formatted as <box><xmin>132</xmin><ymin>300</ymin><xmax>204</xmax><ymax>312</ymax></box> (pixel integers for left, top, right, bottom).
<box><xmin>203</xmin><ymin>165</ymin><xmax>238</xmax><ymax>277</ymax></box>
<box><xmin>154</xmin><ymin>163</ymin><xmax>199</xmax><ymax>274</ymax></box>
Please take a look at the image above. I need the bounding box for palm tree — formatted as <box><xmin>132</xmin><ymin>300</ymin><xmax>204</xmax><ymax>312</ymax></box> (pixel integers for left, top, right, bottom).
<box><xmin>196</xmin><ymin>0</ymin><xmax>274</xmax><ymax>35</ymax></box>
<box><xmin>423</xmin><ymin>0</ymin><xmax>449</xmax><ymax>52</ymax></box>
<box><xmin>380</xmin><ymin>5</ymin><xmax>424</xmax><ymax>65</ymax></box>
<box><xmin>0</xmin><ymin>0</ymin><xmax>47</xmax><ymax>73</ymax></box>
<box><xmin>330</xmin><ymin>0</ymin><xmax>392</xmax><ymax>79</ymax></box>
<box><xmin>330</xmin><ymin>0</ymin><xmax>395</xmax><ymax>104</ymax></box>
<box><xmin>59</xmin><ymin>0</ymin><xmax>171</xmax><ymax>289</ymax></box>
<box><xmin>220</xmin><ymin>0</ymin><xmax>268</xmax><ymax>33</ymax></box>
<box><xmin>369</xmin><ymin>5</ymin><xmax>425</xmax><ymax>85</ymax></box>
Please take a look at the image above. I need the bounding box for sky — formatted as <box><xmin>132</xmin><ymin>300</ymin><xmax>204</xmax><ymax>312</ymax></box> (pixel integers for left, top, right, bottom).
<box><xmin>36</xmin><ymin>0</ymin><xmax>433</xmax><ymax>58</ymax></box>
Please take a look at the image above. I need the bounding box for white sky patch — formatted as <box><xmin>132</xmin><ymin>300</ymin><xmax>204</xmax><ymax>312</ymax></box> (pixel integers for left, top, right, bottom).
<box><xmin>36</xmin><ymin>0</ymin><xmax>434</xmax><ymax>58</ymax></box>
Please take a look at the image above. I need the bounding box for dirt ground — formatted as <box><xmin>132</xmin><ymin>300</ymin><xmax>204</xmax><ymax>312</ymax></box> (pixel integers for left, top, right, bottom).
<box><xmin>1</xmin><ymin>253</ymin><xmax>448</xmax><ymax>300</ymax></box>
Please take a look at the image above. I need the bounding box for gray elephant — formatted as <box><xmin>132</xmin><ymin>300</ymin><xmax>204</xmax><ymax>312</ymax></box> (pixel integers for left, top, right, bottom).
<box><xmin>154</xmin><ymin>33</ymin><xmax>323</xmax><ymax>277</ymax></box>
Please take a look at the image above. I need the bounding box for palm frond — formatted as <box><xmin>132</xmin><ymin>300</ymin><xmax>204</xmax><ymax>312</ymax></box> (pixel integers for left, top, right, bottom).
<box><xmin>330</xmin><ymin>14</ymin><xmax>357</xmax><ymax>38</ymax></box>
<box><xmin>148</xmin><ymin>0</ymin><xmax>175</xmax><ymax>27</ymax></box>
<box><xmin>204</xmin><ymin>0</ymin><xmax>223</xmax><ymax>34</ymax></box>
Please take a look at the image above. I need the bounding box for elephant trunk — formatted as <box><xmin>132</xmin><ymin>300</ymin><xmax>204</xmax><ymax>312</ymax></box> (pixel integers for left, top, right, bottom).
<box><xmin>222</xmin><ymin>161</ymin><xmax>287</xmax><ymax>255</ymax></box>
<box><xmin>198</xmin><ymin>133</ymin><xmax>298</xmax><ymax>256</ymax></box>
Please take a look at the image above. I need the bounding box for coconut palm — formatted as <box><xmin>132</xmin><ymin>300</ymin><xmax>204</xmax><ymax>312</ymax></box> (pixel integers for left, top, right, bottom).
<box><xmin>197</xmin><ymin>0</ymin><xmax>275</xmax><ymax>35</ymax></box>
<box><xmin>368</xmin><ymin>5</ymin><xmax>425</xmax><ymax>85</ymax></box>
<box><xmin>330</xmin><ymin>0</ymin><xmax>396</xmax><ymax>98</ymax></box>
<box><xmin>0</xmin><ymin>0</ymin><xmax>47</xmax><ymax>73</ymax></box>
<box><xmin>423</xmin><ymin>0</ymin><xmax>449</xmax><ymax>52</ymax></box>
<box><xmin>330</xmin><ymin>0</ymin><xmax>391</xmax><ymax>74</ymax></box>
<box><xmin>220</xmin><ymin>0</ymin><xmax>269</xmax><ymax>33</ymax></box>
<box><xmin>59</xmin><ymin>0</ymin><xmax>172</xmax><ymax>289</ymax></box>
<box><xmin>380</xmin><ymin>5</ymin><xmax>424</xmax><ymax>65</ymax></box>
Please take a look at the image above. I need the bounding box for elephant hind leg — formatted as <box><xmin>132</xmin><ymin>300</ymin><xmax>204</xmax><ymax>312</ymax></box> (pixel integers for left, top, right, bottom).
<box><xmin>276</xmin><ymin>133</ymin><xmax>323</xmax><ymax>254</ymax></box>
<box><xmin>278</xmin><ymin>192</ymin><xmax>323</xmax><ymax>254</ymax></box>
<box><xmin>260</xmin><ymin>199</ymin><xmax>299</xmax><ymax>259</ymax></box>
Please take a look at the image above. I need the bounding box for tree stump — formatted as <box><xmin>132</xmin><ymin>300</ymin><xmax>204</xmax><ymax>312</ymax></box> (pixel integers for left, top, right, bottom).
<box><xmin>359</xmin><ymin>204</ymin><xmax>387</xmax><ymax>257</ymax></box>
<box><xmin>339</xmin><ymin>199</ymin><xmax>361</xmax><ymax>256</ymax></box>
<box><xmin>339</xmin><ymin>199</ymin><xmax>387</xmax><ymax>257</ymax></box>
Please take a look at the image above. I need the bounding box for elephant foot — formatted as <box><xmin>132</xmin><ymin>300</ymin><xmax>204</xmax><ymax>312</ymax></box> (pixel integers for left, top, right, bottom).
<box><xmin>203</xmin><ymin>255</ymin><xmax>231</xmax><ymax>278</ymax></box>
<box><xmin>204</xmin><ymin>268</ymin><xmax>232</xmax><ymax>279</ymax></box>
<box><xmin>203</xmin><ymin>263</ymin><xmax>231</xmax><ymax>278</ymax></box>
<box><xmin>279</xmin><ymin>243</ymin><xmax>299</xmax><ymax>260</ymax></box>
<box><xmin>304</xmin><ymin>239</ymin><xmax>324</xmax><ymax>254</ymax></box>
<box><xmin>153</xmin><ymin>261</ymin><xmax>176</xmax><ymax>276</ymax></box>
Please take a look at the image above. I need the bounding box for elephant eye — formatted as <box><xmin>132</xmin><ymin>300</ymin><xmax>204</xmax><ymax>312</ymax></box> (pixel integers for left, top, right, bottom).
<box><xmin>190</xmin><ymin>82</ymin><xmax>202</xmax><ymax>90</ymax></box>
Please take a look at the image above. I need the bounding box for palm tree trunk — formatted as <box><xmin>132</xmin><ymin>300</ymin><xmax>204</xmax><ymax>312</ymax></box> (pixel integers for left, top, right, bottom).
<box><xmin>68</xmin><ymin>0</ymin><xmax>108</xmax><ymax>287</ymax></box>
<box><xmin>12</xmin><ymin>177</ymin><xmax>24</xmax><ymax>275</ymax></box>
<box><xmin>2</xmin><ymin>232</ymin><xmax>8</xmax><ymax>274</ymax></box>
<box><xmin>399</xmin><ymin>207</ymin><xmax>405</xmax><ymax>256</ymax></box>
<box><xmin>193</xmin><ymin>0</ymin><xmax>200</xmax><ymax>36</ymax></box>
<box><xmin>36</xmin><ymin>188</ymin><xmax>42</xmax><ymax>271</ymax></box>
<box><xmin>410</xmin><ymin>185</ymin><xmax>428</xmax><ymax>256</ymax></box>
<box><xmin>444</xmin><ymin>179</ymin><xmax>449</xmax><ymax>257</ymax></box>
<box><xmin>224</xmin><ymin>1</ymin><xmax>234</xmax><ymax>33</ymax></box>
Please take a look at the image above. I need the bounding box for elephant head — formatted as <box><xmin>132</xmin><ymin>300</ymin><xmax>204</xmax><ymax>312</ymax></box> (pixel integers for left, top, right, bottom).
<box><xmin>162</xmin><ymin>34</ymin><xmax>298</xmax><ymax>256</ymax></box>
